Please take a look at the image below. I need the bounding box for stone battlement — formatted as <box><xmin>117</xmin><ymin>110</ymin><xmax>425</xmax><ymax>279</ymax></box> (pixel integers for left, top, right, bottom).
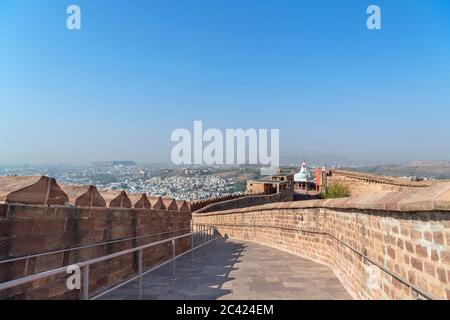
<box><xmin>0</xmin><ymin>175</ymin><xmax>190</xmax><ymax>212</ymax></box>
<box><xmin>195</xmin><ymin>190</ymin><xmax>293</xmax><ymax>213</ymax></box>
<box><xmin>190</xmin><ymin>193</ymin><xmax>249</xmax><ymax>212</ymax></box>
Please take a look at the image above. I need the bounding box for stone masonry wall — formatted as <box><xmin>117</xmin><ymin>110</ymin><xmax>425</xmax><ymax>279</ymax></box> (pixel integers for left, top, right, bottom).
<box><xmin>0</xmin><ymin>204</ymin><xmax>191</xmax><ymax>300</ymax></box>
<box><xmin>193</xmin><ymin>186</ymin><xmax>450</xmax><ymax>300</ymax></box>
<box><xmin>190</xmin><ymin>194</ymin><xmax>249</xmax><ymax>212</ymax></box>
<box><xmin>196</xmin><ymin>190</ymin><xmax>293</xmax><ymax>213</ymax></box>
<box><xmin>329</xmin><ymin>170</ymin><xmax>434</xmax><ymax>197</ymax></box>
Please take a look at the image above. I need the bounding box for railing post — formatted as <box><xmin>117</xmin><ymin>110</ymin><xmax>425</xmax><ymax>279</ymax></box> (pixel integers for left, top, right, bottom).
<box><xmin>171</xmin><ymin>239</ymin><xmax>176</xmax><ymax>280</ymax></box>
<box><xmin>207</xmin><ymin>226</ymin><xmax>211</xmax><ymax>250</ymax></box>
<box><xmin>24</xmin><ymin>258</ymin><xmax>29</xmax><ymax>276</ymax></box>
<box><xmin>208</xmin><ymin>226</ymin><xmax>211</xmax><ymax>249</ymax></box>
<box><xmin>191</xmin><ymin>232</ymin><xmax>194</xmax><ymax>263</ymax></box>
<box><xmin>202</xmin><ymin>225</ymin><xmax>206</xmax><ymax>252</ymax></box>
<box><xmin>138</xmin><ymin>249</ymin><xmax>143</xmax><ymax>300</ymax></box>
<box><xmin>211</xmin><ymin>226</ymin><xmax>214</xmax><ymax>249</ymax></box>
<box><xmin>82</xmin><ymin>265</ymin><xmax>89</xmax><ymax>300</ymax></box>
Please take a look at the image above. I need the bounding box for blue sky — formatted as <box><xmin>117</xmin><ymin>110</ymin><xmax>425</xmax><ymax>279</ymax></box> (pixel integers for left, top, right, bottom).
<box><xmin>0</xmin><ymin>0</ymin><xmax>449</xmax><ymax>165</ymax></box>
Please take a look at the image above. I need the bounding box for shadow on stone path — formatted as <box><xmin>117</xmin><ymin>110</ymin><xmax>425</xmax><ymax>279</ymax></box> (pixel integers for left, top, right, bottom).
<box><xmin>101</xmin><ymin>238</ymin><xmax>352</xmax><ymax>300</ymax></box>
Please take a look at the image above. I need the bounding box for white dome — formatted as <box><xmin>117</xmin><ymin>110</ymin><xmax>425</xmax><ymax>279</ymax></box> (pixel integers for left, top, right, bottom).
<box><xmin>294</xmin><ymin>162</ymin><xmax>311</xmax><ymax>182</ymax></box>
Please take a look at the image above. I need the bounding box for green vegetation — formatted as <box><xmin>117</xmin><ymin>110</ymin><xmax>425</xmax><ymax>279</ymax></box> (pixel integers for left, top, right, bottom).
<box><xmin>320</xmin><ymin>182</ymin><xmax>350</xmax><ymax>199</ymax></box>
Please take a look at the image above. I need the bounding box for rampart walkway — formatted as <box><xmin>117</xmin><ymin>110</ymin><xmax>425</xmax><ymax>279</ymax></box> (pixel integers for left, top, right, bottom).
<box><xmin>101</xmin><ymin>239</ymin><xmax>351</xmax><ymax>300</ymax></box>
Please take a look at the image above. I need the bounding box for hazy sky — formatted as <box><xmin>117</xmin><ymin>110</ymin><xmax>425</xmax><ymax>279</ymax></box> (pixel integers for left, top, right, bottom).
<box><xmin>1</xmin><ymin>0</ymin><xmax>449</xmax><ymax>165</ymax></box>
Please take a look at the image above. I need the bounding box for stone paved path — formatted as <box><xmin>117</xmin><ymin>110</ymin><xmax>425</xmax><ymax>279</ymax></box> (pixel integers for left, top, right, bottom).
<box><xmin>101</xmin><ymin>239</ymin><xmax>352</xmax><ymax>300</ymax></box>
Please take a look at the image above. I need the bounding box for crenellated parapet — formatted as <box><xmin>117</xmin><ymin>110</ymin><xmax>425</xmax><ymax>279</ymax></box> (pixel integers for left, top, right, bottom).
<box><xmin>162</xmin><ymin>198</ymin><xmax>178</xmax><ymax>211</ymax></box>
<box><xmin>149</xmin><ymin>196</ymin><xmax>166</xmax><ymax>210</ymax></box>
<box><xmin>99</xmin><ymin>190</ymin><xmax>132</xmax><ymax>208</ymax></box>
<box><xmin>128</xmin><ymin>193</ymin><xmax>152</xmax><ymax>209</ymax></box>
<box><xmin>0</xmin><ymin>175</ymin><xmax>191</xmax><ymax>212</ymax></box>
<box><xmin>195</xmin><ymin>190</ymin><xmax>293</xmax><ymax>213</ymax></box>
<box><xmin>0</xmin><ymin>176</ymin><xmax>68</xmax><ymax>206</ymax></box>
<box><xmin>176</xmin><ymin>200</ymin><xmax>191</xmax><ymax>212</ymax></box>
<box><xmin>60</xmin><ymin>184</ymin><xmax>106</xmax><ymax>207</ymax></box>
<box><xmin>190</xmin><ymin>193</ymin><xmax>248</xmax><ymax>212</ymax></box>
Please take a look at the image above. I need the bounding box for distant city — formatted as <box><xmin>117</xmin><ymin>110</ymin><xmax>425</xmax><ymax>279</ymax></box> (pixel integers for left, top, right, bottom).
<box><xmin>1</xmin><ymin>160</ymin><xmax>449</xmax><ymax>201</ymax></box>
<box><xmin>0</xmin><ymin>161</ymin><xmax>262</xmax><ymax>201</ymax></box>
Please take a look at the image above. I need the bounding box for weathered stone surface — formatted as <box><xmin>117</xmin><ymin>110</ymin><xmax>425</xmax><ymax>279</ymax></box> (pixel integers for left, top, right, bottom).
<box><xmin>149</xmin><ymin>197</ymin><xmax>166</xmax><ymax>210</ymax></box>
<box><xmin>163</xmin><ymin>198</ymin><xmax>178</xmax><ymax>211</ymax></box>
<box><xmin>100</xmin><ymin>190</ymin><xmax>132</xmax><ymax>208</ymax></box>
<box><xmin>397</xmin><ymin>183</ymin><xmax>450</xmax><ymax>211</ymax></box>
<box><xmin>431</xmin><ymin>185</ymin><xmax>450</xmax><ymax>211</ymax></box>
<box><xmin>383</xmin><ymin>190</ymin><xmax>416</xmax><ymax>211</ymax></box>
<box><xmin>328</xmin><ymin>170</ymin><xmax>433</xmax><ymax>198</ymax></box>
<box><xmin>129</xmin><ymin>193</ymin><xmax>151</xmax><ymax>209</ymax></box>
<box><xmin>177</xmin><ymin>201</ymin><xmax>190</xmax><ymax>212</ymax></box>
<box><xmin>60</xmin><ymin>184</ymin><xmax>106</xmax><ymax>208</ymax></box>
<box><xmin>190</xmin><ymin>194</ymin><xmax>249</xmax><ymax>212</ymax></box>
<box><xmin>0</xmin><ymin>176</ymin><xmax>68</xmax><ymax>206</ymax></box>
<box><xmin>195</xmin><ymin>190</ymin><xmax>293</xmax><ymax>213</ymax></box>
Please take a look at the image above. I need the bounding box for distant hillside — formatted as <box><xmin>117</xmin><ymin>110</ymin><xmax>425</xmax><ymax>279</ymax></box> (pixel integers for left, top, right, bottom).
<box><xmin>343</xmin><ymin>161</ymin><xmax>450</xmax><ymax>180</ymax></box>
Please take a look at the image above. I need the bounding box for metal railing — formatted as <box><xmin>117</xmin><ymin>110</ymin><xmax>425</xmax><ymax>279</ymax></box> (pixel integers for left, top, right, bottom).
<box><xmin>0</xmin><ymin>225</ymin><xmax>217</xmax><ymax>300</ymax></box>
<box><xmin>0</xmin><ymin>227</ymin><xmax>192</xmax><ymax>266</ymax></box>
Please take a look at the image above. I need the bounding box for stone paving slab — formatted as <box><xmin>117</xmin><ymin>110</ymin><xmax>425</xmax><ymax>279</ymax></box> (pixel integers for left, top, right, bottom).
<box><xmin>101</xmin><ymin>239</ymin><xmax>352</xmax><ymax>300</ymax></box>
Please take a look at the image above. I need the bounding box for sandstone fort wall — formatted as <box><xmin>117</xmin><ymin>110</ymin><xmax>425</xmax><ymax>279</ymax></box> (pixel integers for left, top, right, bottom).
<box><xmin>195</xmin><ymin>190</ymin><xmax>293</xmax><ymax>213</ymax></box>
<box><xmin>193</xmin><ymin>185</ymin><xmax>450</xmax><ymax>300</ymax></box>
<box><xmin>0</xmin><ymin>176</ymin><xmax>191</xmax><ymax>299</ymax></box>
<box><xmin>0</xmin><ymin>205</ymin><xmax>191</xmax><ymax>299</ymax></box>
<box><xmin>328</xmin><ymin>170</ymin><xmax>434</xmax><ymax>197</ymax></box>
